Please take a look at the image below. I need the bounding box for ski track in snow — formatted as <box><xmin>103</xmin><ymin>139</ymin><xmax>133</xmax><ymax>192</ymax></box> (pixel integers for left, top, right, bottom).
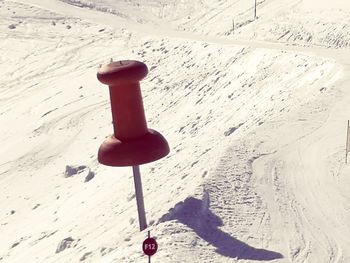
<box><xmin>1</xmin><ymin>0</ymin><xmax>350</xmax><ymax>262</ymax></box>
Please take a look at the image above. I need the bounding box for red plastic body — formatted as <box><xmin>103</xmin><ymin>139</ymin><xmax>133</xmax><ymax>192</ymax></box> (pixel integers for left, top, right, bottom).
<box><xmin>97</xmin><ymin>60</ymin><xmax>169</xmax><ymax>166</ymax></box>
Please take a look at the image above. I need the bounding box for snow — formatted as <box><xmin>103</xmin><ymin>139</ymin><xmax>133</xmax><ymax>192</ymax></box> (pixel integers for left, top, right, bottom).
<box><xmin>302</xmin><ymin>0</ymin><xmax>350</xmax><ymax>10</ymax></box>
<box><xmin>1</xmin><ymin>0</ymin><xmax>350</xmax><ymax>262</ymax></box>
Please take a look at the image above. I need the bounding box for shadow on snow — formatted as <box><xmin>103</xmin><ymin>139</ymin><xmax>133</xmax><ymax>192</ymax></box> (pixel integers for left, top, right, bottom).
<box><xmin>159</xmin><ymin>195</ymin><xmax>283</xmax><ymax>261</ymax></box>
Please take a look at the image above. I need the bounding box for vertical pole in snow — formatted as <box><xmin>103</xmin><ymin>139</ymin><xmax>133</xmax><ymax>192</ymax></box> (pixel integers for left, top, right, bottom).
<box><xmin>346</xmin><ymin>120</ymin><xmax>349</xmax><ymax>164</ymax></box>
<box><xmin>254</xmin><ymin>0</ymin><xmax>257</xmax><ymax>19</ymax></box>
<box><xmin>232</xmin><ymin>18</ymin><xmax>234</xmax><ymax>35</ymax></box>
<box><xmin>133</xmin><ymin>165</ymin><xmax>147</xmax><ymax>231</ymax></box>
<box><xmin>148</xmin><ymin>231</ymin><xmax>151</xmax><ymax>263</ymax></box>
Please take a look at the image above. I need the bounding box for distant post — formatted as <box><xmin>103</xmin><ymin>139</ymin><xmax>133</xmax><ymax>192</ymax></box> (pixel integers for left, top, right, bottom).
<box><xmin>346</xmin><ymin>120</ymin><xmax>350</xmax><ymax>163</ymax></box>
<box><xmin>254</xmin><ymin>0</ymin><xmax>257</xmax><ymax>19</ymax></box>
<box><xmin>232</xmin><ymin>18</ymin><xmax>234</xmax><ymax>35</ymax></box>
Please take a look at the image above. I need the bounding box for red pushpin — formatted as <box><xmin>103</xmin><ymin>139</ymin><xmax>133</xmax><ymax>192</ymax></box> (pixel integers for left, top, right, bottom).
<box><xmin>97</xmin><ymin>60</ymin><xmax>170</xmax><ymax>231</ymax></box>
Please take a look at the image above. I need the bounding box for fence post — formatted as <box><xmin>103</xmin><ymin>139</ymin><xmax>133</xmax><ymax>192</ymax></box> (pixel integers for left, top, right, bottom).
<box><xmin>254</xmin><ymin>0</ymin><xmax>257</xmax><ymax>19</ymax></box>
<box><xmin>232</xmin><ymin>18</ymin><xmax>234</xmax><ymax>35</ymax></box>
<box><xmin>346</xmin><ymin>120</ymin><xmax>349</xmax><ymax>164</ymax></box>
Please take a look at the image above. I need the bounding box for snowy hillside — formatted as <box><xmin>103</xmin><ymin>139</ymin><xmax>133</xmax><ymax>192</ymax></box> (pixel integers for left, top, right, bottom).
<box><xmin>1</xmin><ymin>0</ymin><xmax>350</xmax><ymax>262</ymax></box>
<box><xmin>59</xmin><ymin>0</ymin><xmax>350</xmax><ymax>48</ymax></box>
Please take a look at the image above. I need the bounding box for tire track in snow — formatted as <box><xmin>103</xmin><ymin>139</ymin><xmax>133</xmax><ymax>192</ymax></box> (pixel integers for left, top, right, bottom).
<box><xmin>188</xmin><ymin>0</ymin><xmax>241</xmax><ymax>31</ymax></box>
<box><xmin>254</xmin><ymin>135</ymin><xmax>350</xmax><ymax>262</ymax></box>
<box><xmin>0</xmin><ymin>99</ymin><xmax>107</xmax><ymax>187</ymax></box>
<box><xmin>202</xmin><ymin>141</ymin><xmax>279</xmax><ymax>257</ymax></box>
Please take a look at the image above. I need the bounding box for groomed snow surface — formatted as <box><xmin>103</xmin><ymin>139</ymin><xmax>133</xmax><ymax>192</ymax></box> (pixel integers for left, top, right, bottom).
<box><xmin>1</xmin><ymin>0</ymin><xmax>350</xmax><ymax>262</ymax></box>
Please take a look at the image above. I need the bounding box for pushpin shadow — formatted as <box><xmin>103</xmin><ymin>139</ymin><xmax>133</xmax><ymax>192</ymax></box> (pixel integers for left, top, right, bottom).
<box><xmin>159</xmin><ymin>194</ymin><xmax>283</xmax><ymax>260</ymax></box>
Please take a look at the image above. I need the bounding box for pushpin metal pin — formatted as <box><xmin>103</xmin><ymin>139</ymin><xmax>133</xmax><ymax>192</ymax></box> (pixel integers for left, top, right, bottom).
<box><xmin>132</xmin><ymin>165</ymin><xmax>147</xmax><ymax>231</ymax></box>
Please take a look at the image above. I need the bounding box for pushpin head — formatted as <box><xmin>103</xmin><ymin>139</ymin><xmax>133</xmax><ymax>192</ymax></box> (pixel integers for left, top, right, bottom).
<box><xmin>97</xmin><ymin>60</ymin><xmax>169</xmax><ymax>167</ymax></box>
<box><xmin>97</xmin><ymin>60</ymin><xmax>148</xmax><ymax>85</ymax></box>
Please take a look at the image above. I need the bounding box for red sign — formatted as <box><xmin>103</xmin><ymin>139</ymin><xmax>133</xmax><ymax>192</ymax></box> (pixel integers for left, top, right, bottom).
<box><xmin>143</xmin><ymin>237</ymin><xmax>158</xmax><ymax>256</ymax></box>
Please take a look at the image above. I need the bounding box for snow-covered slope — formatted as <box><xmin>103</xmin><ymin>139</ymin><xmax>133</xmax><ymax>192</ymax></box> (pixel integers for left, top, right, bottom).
<box><xmin>57</xmin><ymin>0</ymin><xmax>350</xmax><ymax>48</ymax></box>
<box><xmin>1</xmin><ymin>0</ymin><xmax>350</xmax><ymax>262</ymax></box>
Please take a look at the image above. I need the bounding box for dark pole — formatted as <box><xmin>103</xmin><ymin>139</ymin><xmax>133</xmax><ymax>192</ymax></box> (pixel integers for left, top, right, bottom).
<box><xmin>346</xmin><ymin>120</ymin><xmax>349</xmax><ymax>164</ymax></box>
<box><xmin>232</xmin><ymin>18</ymin><xmax>234</xmax><ymax>34</ymax></box>
<box><xmin>148</xmin><ymin>231</ymin><xmax>151</xmax><ymax>263</ymax></box>
<box><xmin>254</xmin><ymin>0</ymin><xmax>257</xmax><ymax>19</ymax></box>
